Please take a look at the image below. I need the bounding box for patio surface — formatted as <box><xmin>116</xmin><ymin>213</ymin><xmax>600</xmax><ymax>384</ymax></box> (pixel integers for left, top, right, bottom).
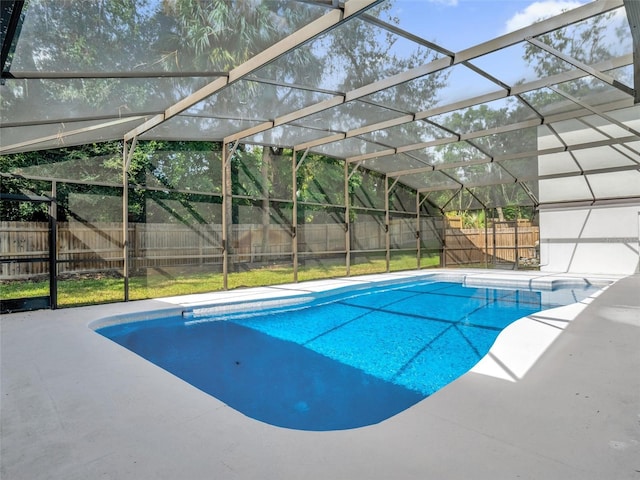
<box><xmin>1</xmin><ymin>270</ymin><xmax>639</xmax><ymax>479</ymax></box>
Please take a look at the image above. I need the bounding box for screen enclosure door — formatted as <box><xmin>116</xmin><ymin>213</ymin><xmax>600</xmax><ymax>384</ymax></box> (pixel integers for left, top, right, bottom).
<box><xmin>0</xmin><ymin>194</ymin><xmax>56</xmax><ymax>313</ymax></box>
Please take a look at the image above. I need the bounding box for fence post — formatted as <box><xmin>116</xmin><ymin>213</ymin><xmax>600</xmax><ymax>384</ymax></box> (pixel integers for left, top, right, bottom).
<box><xmin>441</xmin><ymin>216</ymin><xmax>446</xmax><ymax>268</ymax></box>
<box><xmin>132</xmin><ymin>222</ymin><xmax>139</xmax><ymax>274</ymax></box>
<box><xmin>515</xmin><ymin>219</ymin><xmax>519</xmax><ymax>270</ymax></box>
<box><xmin>484</xmin><ymin>209</ymin><xmax>488</xmax><ymax>268</ymax></box>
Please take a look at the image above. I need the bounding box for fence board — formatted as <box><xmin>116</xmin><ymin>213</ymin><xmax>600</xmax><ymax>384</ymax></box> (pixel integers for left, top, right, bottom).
<box><xmin>444</xmin><ymin>225</ymin><xmax>539</xmax><ymax>266</ymax></box>
<box><xmin>0</xmin><ymin>221</ymin><xmax>50</xmax><ymax>278</ymax></box>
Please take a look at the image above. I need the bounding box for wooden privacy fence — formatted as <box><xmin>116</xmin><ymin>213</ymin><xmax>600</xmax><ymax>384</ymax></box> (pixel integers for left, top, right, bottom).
<box><xmin>134</xmin><ymin>223</ymin><xmax>223</xmax><ymax>269</ymax></box>
<box><xmin>1</xmin><ymin>219</ymin><xmax>538</xmax><ymax>279</ymax></box>
<box><xmin>444</xmin><ymin>221</ymin><xmax>539</xmax><ymax>267</ymax></box>
<box><xmin>1</xmin><ymin>221</ymin><xmax>125</xmax><ymax>279</ymax></box>
<box><xmin>0</xmin><ymin>221</ymin><xmax>51</xmax><ymax>278</ymax></box>
<box><xmin>0</xmin><ymin>221</ymin><xmax>397</xmax><ymax>278</ymax></box>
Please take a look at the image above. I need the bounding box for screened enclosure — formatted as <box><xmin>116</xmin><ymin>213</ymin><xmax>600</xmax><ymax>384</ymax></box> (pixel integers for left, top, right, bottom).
<box><xmin>1</xmin><ymin>0</ymin><xmax>639</xmax><ymax>310</ymax></box>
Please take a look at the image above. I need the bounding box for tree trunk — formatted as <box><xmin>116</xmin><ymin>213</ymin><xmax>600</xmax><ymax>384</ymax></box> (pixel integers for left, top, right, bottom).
<box><xmin>261</xmin><ymin>147</ymin><xmax>273</xmax><ymax>261</ymax></box>
<box><xmin>224</xmin><ymin>152</ymin><xmax>234</xmax><ymax>254</ymax></box>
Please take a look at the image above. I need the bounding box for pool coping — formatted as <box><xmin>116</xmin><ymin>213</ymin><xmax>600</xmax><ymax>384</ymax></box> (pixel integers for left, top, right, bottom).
<box><xmin>89</xmin><ymin>269</ymin><xmax>616</xmax><ymax>329</ymax></box>
<box><xmin>87</xmin><ymin>270</ymin><xmax>614</xmax><ymax>388</ymax></box>
<box><xmin>2</xmin><ymin>269</ymin><xmax>639</xmax><ymax>479</ymax></box>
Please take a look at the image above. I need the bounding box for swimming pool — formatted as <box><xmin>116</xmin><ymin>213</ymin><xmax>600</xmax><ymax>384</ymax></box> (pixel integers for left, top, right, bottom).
<box><xmin>95</xmin><ymin>276</ymin><xmax>601</xmax><ymax>431</ymax></box>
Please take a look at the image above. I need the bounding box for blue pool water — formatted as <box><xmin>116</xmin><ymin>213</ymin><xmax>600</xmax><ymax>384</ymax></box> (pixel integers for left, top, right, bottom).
<box><xmin>96</xmin><ymin>278</ymin><xmax>599</xmax><ymax>431</ymax></box>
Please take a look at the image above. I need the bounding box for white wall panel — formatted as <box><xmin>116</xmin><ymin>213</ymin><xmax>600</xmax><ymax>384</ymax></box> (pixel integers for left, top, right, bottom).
<box><xmin>540</xmin><ymin>204</ymin><xmax>640</xmax><ymax>274</ymax></box>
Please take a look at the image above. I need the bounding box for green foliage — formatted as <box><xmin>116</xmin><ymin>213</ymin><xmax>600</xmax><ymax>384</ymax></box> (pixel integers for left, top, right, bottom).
<box><xmin>1</xmin><ymin>143</ymin><xmax>123</xmax><ymax>221</ymax></box>
<box><xmin>325</xmin><ymin>2</ymin><xmax>448</xmax><ymax>98</ymax></box>
<box><xmin>1</xmin><ymin>140</ymin><xmax>223</xmax><ymax>223</ymax></box>
<box><xmin>432</xmin><ymin>102</ymin><xmax>536</xmax><ymax>212</ymax></box>
<box><xmin>523</xmin><ymin>12</ymin><xmax>621</xmax><ymax>80</ymax></box>
<box><xmin>3</xmin><ymin>0</ymin><xmax>454</xmax><ymax>230</ymax></box>
<box><xmin>0</xmin><ymin>199</ymin><xmax>49</xmax><ymax>222</ymax></box>
<box><xmin>2</xmin><ymin>141</ymin><xmax>394</xmax><ymax>225</ymax></box>
<box><xmin>1</xmin><ymin>0</ymin><xmax>167</xmax><ymax>117</ymax></box>
<box><xmin>498</xmin><ymin>205</ymin><xmax>534</xmax><ymax>221</ymax></box>
<box><xmin>449</xmin><ymin>210</ymin><xmax>486</xmax><ymax>229</ymax></box>
<box><xmin>162</xmin><ymin>0</ymin><xmax>317</xmax><ymax>71</ymax></box>
<box><xmin>1</xmin><ymin>142</ymin><xmax>122</xmax><ymax>182</ymax></box>
<box><xmin>427</xmin><ymin>8</ymin><xmax>624</xmax><ymax>218</ymax></box>
<box><xmin>296</xmin><ymin>154</ymin><xmax>345</xmax><ymax>206</ymax></box>
<box><xmin>519</xmin><ymin>10</ymin><xmax>629</xmax><ymax>109</ymax></box>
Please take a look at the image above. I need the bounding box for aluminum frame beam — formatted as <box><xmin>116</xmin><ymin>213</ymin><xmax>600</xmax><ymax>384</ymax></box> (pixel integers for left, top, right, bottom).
<box><xmin>624</xmin><ymin>0</ymin><xmax>640</xmax><ymax>103</ymax></box>
<box><xmin>548</xmin><ymin>85</ymin><xmax>640</xmax><ymax>137</ymax></box>
<box><xmin>298</xmin><ymin>54</ymin><xmax>632</xmax><ymax>157</ymax></box>
<box><xmin>4</xmin><ymin>1</ymin><xmax>630</xmax><ymax>163</ymax></box>
<box><xmin>123</xmin><ymin>0</ymin><xmax>381</xmax><ymax>142</ymax></box>
<box><xmin>346</xmin><ymin>96</ymin><xmax>634</xmax><ymax>167</ymax></box>
<box><xmin>407</xmin><ymin>134</ymin><xmax>639</xmax><ymax>193</ymax></box>
<box><xmin>0</xmin><ymin>116</ymin><xmax>145</xmax><ymax>154</ymax></box>
<box><xmin>232</xmin><ymin>3</ymin><xmax>628</xmax><ymax>152</ymax></box>
<box><xmin>454</xmin><ymin>0</ymin><xmax>624</xmax><ymax>64</ymax></box>
<box><xmin>526</xmin><ymin>37</ymin><xmax>635</xmax><ymax>98</ymax></box>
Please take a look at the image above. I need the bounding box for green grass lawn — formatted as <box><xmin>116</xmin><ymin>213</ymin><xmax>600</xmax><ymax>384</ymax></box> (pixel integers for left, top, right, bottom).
<box><xmin>1</xmin><ymin>254</ymin><xmax>441</xmax><ymax>308</ymax></box>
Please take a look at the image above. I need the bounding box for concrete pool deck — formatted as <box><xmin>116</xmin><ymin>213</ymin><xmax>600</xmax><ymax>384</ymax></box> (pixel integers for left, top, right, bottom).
<box><xmin>1</xmin><ymin>269</ymin><xmax>639</xmax><ymax>479</ymax></box>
